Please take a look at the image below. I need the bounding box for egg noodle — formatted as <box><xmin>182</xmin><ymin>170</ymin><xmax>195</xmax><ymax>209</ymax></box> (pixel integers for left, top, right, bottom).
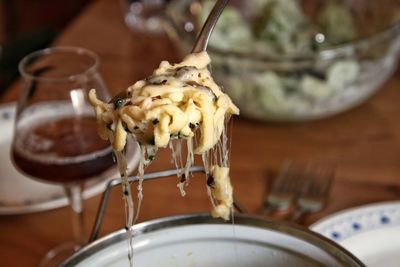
<box><xmin>89</xmin><ymin>51</ymin><xmax>239</xmax><ymax>265</ymax></box>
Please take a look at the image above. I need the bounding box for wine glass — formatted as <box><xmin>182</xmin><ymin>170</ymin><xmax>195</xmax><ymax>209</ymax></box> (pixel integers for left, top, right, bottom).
<box><xmin>11</xmin><ymin>47</ymin><xmax>113</xmax><ymax>267</ymax></box>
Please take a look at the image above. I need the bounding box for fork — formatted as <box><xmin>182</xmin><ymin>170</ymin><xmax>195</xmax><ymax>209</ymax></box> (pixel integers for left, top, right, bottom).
<box><xmin>290</xmin><ymin>164</ymin><xmax>335</xmax><ymax>222</ymax></box>
<box><xmin>261</xmin><ymin>161</ymin><xmax>306</xmax><ymax>215</ymax></box>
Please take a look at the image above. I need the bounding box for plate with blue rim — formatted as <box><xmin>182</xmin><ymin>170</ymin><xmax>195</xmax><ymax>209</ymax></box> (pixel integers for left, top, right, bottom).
<box><xmin>0</xmin><ymin>102</ymin><xmax>140</xmax><ymax>215</ymax></box>
<box><xmin>311</xmin><ymin>201</ymin><xmax>400</xmax><ymax>267</ymax></box>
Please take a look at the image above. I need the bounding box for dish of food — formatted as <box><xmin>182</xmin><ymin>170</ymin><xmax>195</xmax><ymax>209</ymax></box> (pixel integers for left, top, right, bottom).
<box><xmin>311</xmin><ymin>201</ymin><xmax>400</xmax><ymax>267</ymax></box>
<box><xmin>0</xmin><ymin>102</ymin><xmax>140</xmax><ymax>215</ymax></box>
<box><xmin>202</xmin><ymin>0</ymin><xmax>359</xmax><ymax>118</ymax></box>
<box><xmin>167</xmin><ymin>0</ymin><xmax>400</xmax><ymax>121</ymax></box>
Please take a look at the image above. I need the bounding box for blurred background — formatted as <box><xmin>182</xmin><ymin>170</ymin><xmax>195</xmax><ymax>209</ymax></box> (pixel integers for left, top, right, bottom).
<box><xmin>0</xmin><ymin>0</ymin><xmax>92</xmax><ymax>96</ymax></box>
<box><xmin>2</xmin><ymin>0</ymin><xmax>399</xmax><ymax>122</ymax></box>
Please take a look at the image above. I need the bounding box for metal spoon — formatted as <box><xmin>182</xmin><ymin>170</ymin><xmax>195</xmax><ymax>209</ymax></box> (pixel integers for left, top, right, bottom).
<box><xmin>109</xmin><ymin>0</ymin><xmax>229</xmax><ymax>105</ymax></box>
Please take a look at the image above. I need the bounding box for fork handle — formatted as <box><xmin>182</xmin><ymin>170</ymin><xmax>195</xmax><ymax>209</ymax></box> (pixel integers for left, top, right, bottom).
<box><xmin>191</xmin><ymin>0</ymin><xmax>229</xmax><ymax>53</ymax></box>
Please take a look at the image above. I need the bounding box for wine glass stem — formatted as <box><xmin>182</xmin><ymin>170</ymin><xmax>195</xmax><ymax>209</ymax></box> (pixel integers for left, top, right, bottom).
<box><xmin>64</xmin><ymin>183</ymin><xmax>86</xmax><ymax>247</ymax></box>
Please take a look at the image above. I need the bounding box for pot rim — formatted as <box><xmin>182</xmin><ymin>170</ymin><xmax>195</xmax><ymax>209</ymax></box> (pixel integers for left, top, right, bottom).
<box><xmin>61</xmin><ymin>213</ymin><xmax>365</xmax><ymax>267</ymax></box>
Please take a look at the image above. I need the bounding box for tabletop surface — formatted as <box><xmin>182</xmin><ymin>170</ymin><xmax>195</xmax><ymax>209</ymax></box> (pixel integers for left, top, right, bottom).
<box><xmin>1</xmin><ymin>0</ymin><xmax>400</xmax><ymax>266</ymax></box>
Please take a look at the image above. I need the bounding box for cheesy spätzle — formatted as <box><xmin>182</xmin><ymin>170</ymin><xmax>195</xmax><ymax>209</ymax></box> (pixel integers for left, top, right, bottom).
<box><xmin>89</xmin><ymin>51</ymin><xmax>239</xmax><ymax>220</ymax></box>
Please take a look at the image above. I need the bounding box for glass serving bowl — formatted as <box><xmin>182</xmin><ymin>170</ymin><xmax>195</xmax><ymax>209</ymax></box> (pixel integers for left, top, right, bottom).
<box><xmin>166</xmin><ymin>0</ymin><xmax>400</xmax><ymax>121</ymax></box>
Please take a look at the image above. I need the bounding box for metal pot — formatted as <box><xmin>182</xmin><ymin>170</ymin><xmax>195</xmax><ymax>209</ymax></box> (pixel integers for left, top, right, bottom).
<box><xmin>61</xmin><ymin>213</ymin><xmax>364</xmax><ymax>267</ymax></box>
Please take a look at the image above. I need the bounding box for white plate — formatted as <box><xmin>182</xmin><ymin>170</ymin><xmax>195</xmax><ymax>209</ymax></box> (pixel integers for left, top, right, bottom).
<box><xmin>0</xmin><ymin>102</ymin><xmax>140</xmax><ymax>215</ymax></box>
<box><xmin>311</xmin><ymin>201</ymin><xmax>400</xmax><ymax>267</ymax></box>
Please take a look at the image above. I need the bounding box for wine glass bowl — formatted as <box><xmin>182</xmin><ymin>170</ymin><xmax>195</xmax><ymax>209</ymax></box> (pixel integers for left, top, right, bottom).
<box><xmin>13</xmin><ymin>47</ymin><xmax>113</xmax><ymax>184</ymax></box>
<box><xmin>11</xmin><ymin>47</ymin><xmax>114</xmax><ymax>267</ymax></box>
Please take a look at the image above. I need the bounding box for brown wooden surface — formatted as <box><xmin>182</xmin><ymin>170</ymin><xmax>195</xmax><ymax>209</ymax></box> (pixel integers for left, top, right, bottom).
<box><xmin>1</xmin><ymin>0</ymin><xmax>400</xmax><ymax>266</ymax></box>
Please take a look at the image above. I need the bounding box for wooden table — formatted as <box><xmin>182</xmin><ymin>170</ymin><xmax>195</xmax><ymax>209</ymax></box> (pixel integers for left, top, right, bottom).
<box><xmin>1</xmin><ymin>0</ymin><xmax>400</xmax><ymax>266</ymax></box>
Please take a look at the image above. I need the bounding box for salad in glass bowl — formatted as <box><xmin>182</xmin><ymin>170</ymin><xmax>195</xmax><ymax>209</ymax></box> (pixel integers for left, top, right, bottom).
<box><xmin>166</xmin><ymin>0</ymin><xmax>400</xmax><ymax>121</ymax></box>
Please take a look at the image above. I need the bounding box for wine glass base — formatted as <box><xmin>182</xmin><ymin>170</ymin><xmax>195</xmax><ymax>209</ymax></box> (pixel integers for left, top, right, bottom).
<box><xmin>38</xmin><ymin>242</ymin><xmax>79</xmax><ymax>267</ymax></box>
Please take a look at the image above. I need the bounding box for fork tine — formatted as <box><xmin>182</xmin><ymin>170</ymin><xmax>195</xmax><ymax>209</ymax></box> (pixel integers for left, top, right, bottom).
<box><xmin>261</xmin><ymin>160</ymin><xmax>307</xmax><ymax>215</ymax></box>
<box><xmin>290</xmin><ymin>163</ymin><xmax>335</xmax><ymax>223</ymax></box>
